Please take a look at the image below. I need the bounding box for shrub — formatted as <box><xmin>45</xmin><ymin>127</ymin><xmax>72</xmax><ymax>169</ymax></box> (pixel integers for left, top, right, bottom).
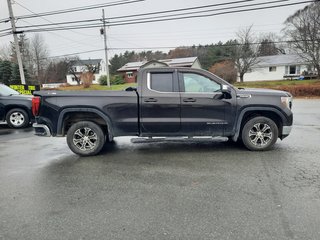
<box><xmin>209</xmin><ymin>60</ymin><xmax>237</xmax><ymax>84</ymax></box>
<box><xmin>99</xmin><ymin>75</ymin><xmax>109</xmax><ymax>85</ymax></box>
<box><xmin>271</xmin><ymin>82</ymin><xmax>320</xmax><ymax>97</ymax></box>
<box><xmin>99</xmin><ymin>75</ymin><xmax>125</xmax><ymax>85</ymax></box>
<box><xmin>111</xmin><ymin>75</ymin><xmax>125</xmax><ymax>85</ymax></box>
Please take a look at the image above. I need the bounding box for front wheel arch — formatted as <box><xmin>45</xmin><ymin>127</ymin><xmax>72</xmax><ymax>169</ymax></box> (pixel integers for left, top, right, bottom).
<box><xmin>232</xmin><ymin>108</ymin><xmax>284</xmax><ymax>142</ymax></box>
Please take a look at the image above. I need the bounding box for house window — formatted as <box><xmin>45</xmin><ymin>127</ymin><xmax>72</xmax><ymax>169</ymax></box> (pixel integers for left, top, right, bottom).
<box><xmin>290</xmin><ymin>66</ymin><xmax>296</xmax><ymax>74</ymax></box>
<box><xmin>126</xmin><ymin>72</ymin><xmax>133</xmax><ymax>78</ymax></box>
<box><xmin>269</xmin><ymin>66</ymin><xmax>277</xmax><ymax>72</ymax></box>
<box><xmin>72</xmin><ymin>77</ymin><xmax>75</xmax><ymax>82</ymax></box>
<box><xmin>285</xmin><ymin>65</ymin><xmax>300</xmax><ymax>75</ymax></box>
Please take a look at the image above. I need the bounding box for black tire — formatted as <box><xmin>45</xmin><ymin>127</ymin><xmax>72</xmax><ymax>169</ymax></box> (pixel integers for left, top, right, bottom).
<box><xmin>66</xmin><ymin>121</ymin><xmax>106</xmax><ymax>156</ymax></box>
<box><xmin>6</xmin><ymin>108</ymin><xmax>29</xmax><ymax>129</ymax></box>
<box><xmin>241</xmin><ymin>116</ymin><xmax>278</xmax><ymax>151</ymax></box>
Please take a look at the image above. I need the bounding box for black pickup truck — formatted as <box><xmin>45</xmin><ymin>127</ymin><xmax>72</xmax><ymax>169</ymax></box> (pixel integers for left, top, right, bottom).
<box><xmin>32</xmin><ymin>67</ymin><xmax>293</xmax><ymax>156</ymax></box>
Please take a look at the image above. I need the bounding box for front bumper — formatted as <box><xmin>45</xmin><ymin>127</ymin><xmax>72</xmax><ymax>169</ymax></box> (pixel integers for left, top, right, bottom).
<box><xmin>281</xmin><ymin>125</ymin><xmax>292</xmax><ymax>139</ymax></box>
<box><xmin>33</xmin><ymin>123</ymin><xmax>51</xmax><ymax>137</ymax></box>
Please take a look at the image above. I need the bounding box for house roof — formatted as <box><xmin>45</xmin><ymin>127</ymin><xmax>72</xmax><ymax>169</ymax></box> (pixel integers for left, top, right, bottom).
<box><xmin>72</xmin><ymin>59</ymin><xmax>102</xmax><ymax>66</ymax></box>
<box><xmin>255</xmin><ymin>54</ymin><xmax>307</xmax><ymax>67</ymax></box>
<box><xmin>117</xmin><ymin>57</ymin><xmax>198</xmax><ymax>72</ymax></box>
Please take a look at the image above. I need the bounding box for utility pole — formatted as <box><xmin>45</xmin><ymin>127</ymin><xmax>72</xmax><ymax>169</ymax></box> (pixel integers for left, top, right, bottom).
<box><xmin>101</xmin><ymin>9</ymin><xmax>110</xmax><ymax>87</ymax></box>
<box><xmin>7</xmin><ymin>0</ymin><xmax>26</xmax><ymax>85</ymax></box>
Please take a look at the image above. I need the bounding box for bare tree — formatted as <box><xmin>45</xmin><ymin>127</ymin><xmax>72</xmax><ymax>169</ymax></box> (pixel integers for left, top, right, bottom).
<box><xmin>66</xmin><ymin>57</ymin><xmax>81</xmax><ymax>85</ymax></box>
<box><xmin>284</xmin><ymin>2</ymin><xmax>320</xmax><ymax>77</ymax></box>
<box><xmin>30</xmin><ymin>33</ymin><xmax>49</xmax><ymax>83</ymax></box>
<box><xmin>232</xmin><ymin>26</ymin><xmax>260</xmax><ymax>82</ymax></box>
<box><xmin>258</xmin><ymin>33</ymin><xmax>286</xmax><ymax>56</ymax></box>
<box><xmin>0</xmin><ymin>44</ymin><xmax>11</xmax><ymax>60</ymax></box>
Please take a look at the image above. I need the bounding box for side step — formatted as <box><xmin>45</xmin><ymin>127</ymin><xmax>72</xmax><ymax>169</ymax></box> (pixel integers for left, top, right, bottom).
<box><xmin>130</xmin><ymin>136</ymin><xmax>228</xmax><ymax>144</ymax></box>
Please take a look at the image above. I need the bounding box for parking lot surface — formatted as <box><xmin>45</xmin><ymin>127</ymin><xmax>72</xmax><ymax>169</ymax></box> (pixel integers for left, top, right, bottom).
<box><xmin>1</xmin><ymin>99</ymin><xmax>320</xmax><ymax>240</ymax></box>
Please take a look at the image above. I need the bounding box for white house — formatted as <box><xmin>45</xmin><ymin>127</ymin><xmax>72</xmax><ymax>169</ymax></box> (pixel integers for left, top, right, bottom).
<box><xmin>66</xmin><ymin>59</ymin><xmax>107</xmax><ymax>85</ymax></box>
<box><xmin>241</xmin><ymin>54</ymin><xmax>314</xmax><ymax>82</ymax></box>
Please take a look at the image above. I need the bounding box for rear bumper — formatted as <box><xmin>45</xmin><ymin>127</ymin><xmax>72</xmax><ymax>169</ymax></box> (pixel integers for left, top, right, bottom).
<box><xmin>33</xmin><ymin>123</ymin><xmax>51</xmax><ymax>137</ymax></box>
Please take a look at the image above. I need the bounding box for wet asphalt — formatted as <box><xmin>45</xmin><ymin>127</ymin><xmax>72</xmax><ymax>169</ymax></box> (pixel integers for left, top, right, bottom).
<box><xmin>0</xmin><ymin>99</ymin><xmax>320</xmax><ymax>240</ymax></box>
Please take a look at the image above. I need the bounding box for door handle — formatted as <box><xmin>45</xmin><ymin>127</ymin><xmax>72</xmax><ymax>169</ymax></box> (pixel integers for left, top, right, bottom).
<box><xmin>183</xmin><ymin>98</ymin><xmax>196</xmax><ymax>102</ymax></box>
<box><xmin>144</xmin><ymin>98</ymin><xmax>158</xmax><ymax>102</ymax></box>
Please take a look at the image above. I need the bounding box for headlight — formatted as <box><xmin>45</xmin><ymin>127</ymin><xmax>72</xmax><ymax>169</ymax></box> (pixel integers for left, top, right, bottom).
<box><xmin>281</xmin><ymin>96</ymin><xmax>292</xmax><ymax>109</ymax></box>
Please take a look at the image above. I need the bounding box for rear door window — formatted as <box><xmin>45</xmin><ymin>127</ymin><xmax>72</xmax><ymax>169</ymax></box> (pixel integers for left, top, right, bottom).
<box><xmin>149</xmin><ymin>73</ymin><xmax>175</xmax><ymax>92</ymax></box>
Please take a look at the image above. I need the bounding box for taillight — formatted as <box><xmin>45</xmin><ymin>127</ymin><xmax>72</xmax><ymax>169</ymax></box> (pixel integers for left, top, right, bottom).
<box><xmin>32</xmin><ymin>96</ymin><xmax>41</xmax><ymax>116</ymax></box>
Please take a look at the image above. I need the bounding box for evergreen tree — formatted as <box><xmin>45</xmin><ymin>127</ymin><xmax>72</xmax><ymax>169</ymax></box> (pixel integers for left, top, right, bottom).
<box><xmin>0</xmin><ymin>60</ymin><xmax>12</xmax><ymax>85</ymax></box>
<box><xmin>10</xmin><ymin>63</ymin><xmax>29</xmax><ymax>84</ymax></box>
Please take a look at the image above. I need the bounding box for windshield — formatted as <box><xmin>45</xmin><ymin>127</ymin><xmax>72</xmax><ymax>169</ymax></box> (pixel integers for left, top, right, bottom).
<box><xmin>0</xmin><ymin>84</ymin><xmax>20</xmax><ymax>96</ymax></box>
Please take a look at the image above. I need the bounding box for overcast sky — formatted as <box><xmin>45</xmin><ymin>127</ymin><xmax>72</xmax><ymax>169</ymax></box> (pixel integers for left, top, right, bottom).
<box><xmin>0</xmin><ymin>0</ymin><xmax>310</xmax><ymax>61</ymax></box>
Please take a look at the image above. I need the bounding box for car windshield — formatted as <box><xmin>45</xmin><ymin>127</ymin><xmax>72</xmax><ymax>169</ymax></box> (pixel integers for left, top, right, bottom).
<box><xmin>0</xmin><ymin>84</ymin><xmax>20</xmax><ymax>96</ymax></box>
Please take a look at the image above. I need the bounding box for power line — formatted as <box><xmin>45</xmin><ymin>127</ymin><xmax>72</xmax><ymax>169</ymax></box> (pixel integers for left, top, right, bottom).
<box><xmin>14</xmin><ymin>0</ymin><xmax>284</xmax><ymax>30</ymax></box>
<box><xmin>15</xmin><ymin>0</ymin><xmax>258</xmax><ymax>29</ymax></box>
<box><xmin>44</xmin><ymin>48</ymin><xmax>105</xmax><ymax>59</ymax></box>
<box><xmin>107</xmin><ymin>0</ymin><xmax>292</xmax><ymax>24</ymax></box>
<box><xmin>15</xmin><ymin>1</ymin><xmax>100</xmax><ymax>49</ymax></box>
<box><xmin>106</xmin><ymin>1</ymin><xmax>314</xmax><ymax>27</ymax></box>
<box><xmin>0</xmin><ymin>0</ymin><xmax>144</xmax><ymax>24</ymax></box>
<box><xmin>18</xmin><ymin>0</ymin><xmax>144</xmax><ymax>20</ymax></box>
<box><xmin>40</xmin><ymin>38</ymin><xmax>320</xmax><ymax>60</ymax></box>
<box><xmin>107</xmin><ymin>0</ymin><xmax>257</xmax><ymax>20</ymax></box>
<box><xmin>16</xmin><ymin>1</ymin><xmax>313</xmax><ymax>33</ymax></box>
<box><xmin>14</xmin><ymin>0</ymin><xmax>290</xmax><ymax>30</ymax></box>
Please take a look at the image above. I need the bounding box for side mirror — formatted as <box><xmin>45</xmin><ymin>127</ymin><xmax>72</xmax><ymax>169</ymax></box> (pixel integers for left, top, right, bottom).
<box><xmin>221</xmin><ymin>85</ymin><xmax>232</xmax><ymax>94</ymax></box>
<box><xmin>125</xmin><ymin>86</ymin><xmax>137</xmax><ymax>92</ymax></box>
<box><xmin>221</xmin><ymin>85</ymin><xmax>232</xmax><ymax>99</ymax></box>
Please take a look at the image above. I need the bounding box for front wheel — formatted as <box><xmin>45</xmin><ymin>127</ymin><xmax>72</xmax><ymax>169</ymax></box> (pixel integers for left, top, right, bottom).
<box><xmin>241</xmin><ymin>116</ymin><xmax>278</xmax><ymax>151</ymax></box>
<box><xmin>66</xmin><ymin>121</ymin><xmax>106</xmax><ymax>156</ymax></box>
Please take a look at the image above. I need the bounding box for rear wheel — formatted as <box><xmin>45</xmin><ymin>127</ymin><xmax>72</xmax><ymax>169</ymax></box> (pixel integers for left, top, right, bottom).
<box><xmin>67</xmin><ymin>121</ymin><xmax>105</xmax><ymax>156</ymax></box>
<box><xmin>6</xmin><ymin>108</ymin><xmax>29</xmax><ymax>128</ymax></box>
<box><xmin>241</xmin><ymin>116</ymin><xmax>278</xmax><ymax>151</ymax></box>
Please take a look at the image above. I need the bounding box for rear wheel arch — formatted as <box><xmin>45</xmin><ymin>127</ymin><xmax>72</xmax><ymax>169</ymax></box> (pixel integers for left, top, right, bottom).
<box><xmin>58</xmin><ymin>108</ymin><xmax>113</xmax><ymax>140</ymax></box>
<box><xmin>5</xmin><ymin>105</ymin><xmax>32</xmax><ymax>118</ymax></box>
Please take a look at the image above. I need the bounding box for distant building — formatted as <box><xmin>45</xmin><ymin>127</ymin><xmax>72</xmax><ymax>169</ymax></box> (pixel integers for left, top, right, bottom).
<box><xmin>117</xmin><ymin>57</ymin><xmax>202</xmax><ymax>83</ymax></box>
<box><xmin>241</xmin><ymin>54</ymin><xmax>317</xmax><ymax>82</ymax></box>
<box><xmin>66</xmin><ymin>59</ymin><xmax>106</xmax><ymax>85</ymax></box>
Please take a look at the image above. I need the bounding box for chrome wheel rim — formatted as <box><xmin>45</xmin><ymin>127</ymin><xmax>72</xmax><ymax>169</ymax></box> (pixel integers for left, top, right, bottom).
<box><xmin>73</xmin><ymin>127</ymin><xmax>98</xmax><ymax>151</ymax></box>
<box><xmin>9</xmin><ymin>112</ymin><xmax>25</xmax><ymax>126</ymax></box>
<box><xmin>248</xmin><ymin>123</ymin><xmax>273</xmax><ymax>147</ymax></box>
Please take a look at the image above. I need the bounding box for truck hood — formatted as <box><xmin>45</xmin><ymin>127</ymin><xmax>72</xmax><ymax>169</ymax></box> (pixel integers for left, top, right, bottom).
<box><xmin>236</xmin><ymin>88</ymin><xmax>292</xmax><ymax>97</ymax></box>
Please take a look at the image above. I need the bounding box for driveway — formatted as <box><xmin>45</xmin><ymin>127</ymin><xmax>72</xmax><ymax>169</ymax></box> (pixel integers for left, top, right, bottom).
<box><xmin>0</xmin><ymin>99</ymin><xmax>320</xmax><ymax>240</ymax></box>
